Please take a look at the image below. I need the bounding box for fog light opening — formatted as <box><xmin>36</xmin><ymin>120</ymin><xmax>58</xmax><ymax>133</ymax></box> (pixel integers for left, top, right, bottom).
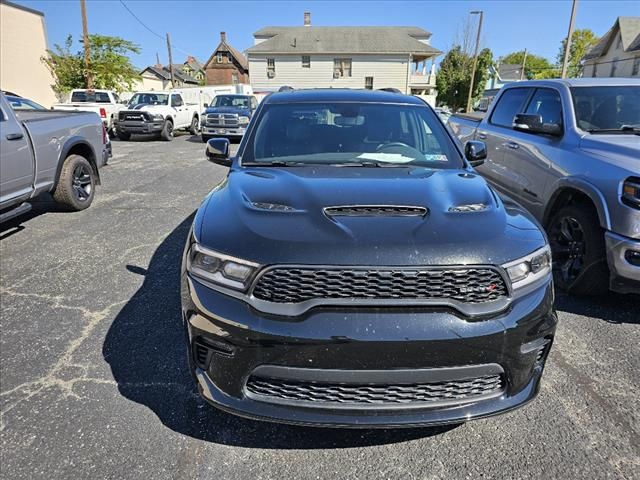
<box><xmin>535</xmin><ymin>337</ymin><xmax>553</xmax><ymax>368</ymax></box>
<box><xmin>624</xmin><ymin>250</ymin><xmax>640</xmax><ymax>267</ymax></box>
<box><xmin>193</xmin><ymin>337</ymin><xmax>235</xmax><ymax>370</ymax></box>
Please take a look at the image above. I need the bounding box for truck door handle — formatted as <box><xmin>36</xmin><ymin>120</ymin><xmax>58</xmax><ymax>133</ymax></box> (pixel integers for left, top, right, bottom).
<box><xmin>505</xmin><ymin>142</ymin><xmax>519</xmax><ymax>150</ymax></box>
<box><xmin>477</xmin><ymin>132</ymin><xmax>487</xmax><ymax>140</ymax></box>
<box><xmin>6</xmin><ymin>133</ymin><xmax>24</xmax><ymax>141</ymax></box>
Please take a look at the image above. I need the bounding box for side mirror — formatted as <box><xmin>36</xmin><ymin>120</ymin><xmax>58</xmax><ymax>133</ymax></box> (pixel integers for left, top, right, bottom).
<box><xmin>203</xmin><ymin>103</ymin><xmax>209</xmax><ymax>108</ymax></box>
<box><xmin>464</xmin><ymin>140</ymin><xmax>487</xmax><ymax>167</ymax></box>
<box><xmin>513</xmin><ymin>113</ymin><xmax>562</xmax><ymax>136</ymax></box>
<box><xmin>206</xmin><ymin>138</ymin><xmax>231</xmax><ymax>167</ymax></box>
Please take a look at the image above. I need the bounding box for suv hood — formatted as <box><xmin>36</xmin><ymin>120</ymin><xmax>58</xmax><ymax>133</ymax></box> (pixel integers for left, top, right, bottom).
<box><xmin>195</xmin><ymin>167</ymin><xmax>545</xmax><ymax>266</ymax></box>
<box><xmin>579</xmin><ymin>134</ymin><xmax>640</xmax><ymax>171</ymax></box>
<box><xmin>204</xmin><ymin>106</ymin><xmax>250</xmax><ymax>116</ymax></box>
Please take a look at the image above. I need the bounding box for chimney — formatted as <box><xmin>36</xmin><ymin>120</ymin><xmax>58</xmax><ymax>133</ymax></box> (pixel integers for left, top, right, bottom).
<box><xmin>220</xmin><ymin>31</ymin><xmax>226</xmax><ymax>42</ymax></box>
<box><xmin>304</xmin><ymin>11</ymin><xmax>311</xmax><ymax>26</ymax></box>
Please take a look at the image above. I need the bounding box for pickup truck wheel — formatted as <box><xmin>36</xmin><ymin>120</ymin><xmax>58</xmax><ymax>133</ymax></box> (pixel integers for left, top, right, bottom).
<box><xmin>201</xmin><ymin>135</ymin><xmax>211</xmax><ymax>143</ymax></box>
<box><xmin>160</xmin><ymin>119</ymin><xmax>174</xmax><ymax>141</ymax></box>
<box><xmin>548</xmin><ymin>204</ymin><xmax>609</xmax><ymax>295</ymax></box>
<box><xmin>189</xmin><ymin>116</ymin><xmax>199</xmax><ymax>135</ymax></box>
<box><xmin>52</xmin><ymin>155</ymin><xmax>96</xmax><ymax>211</ymax></box>
<box><xmin>117</xmin><ymin>131</ymin><xmax>131</xmax><ymax>141</ymax></box>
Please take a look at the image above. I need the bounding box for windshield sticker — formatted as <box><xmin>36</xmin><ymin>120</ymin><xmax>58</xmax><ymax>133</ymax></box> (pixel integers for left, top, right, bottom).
<box><xmin>356</xmin><ymin>153</ymin><xmax>416</xmax><ymax>163</ymax></box>
<box><xmin>423</xmin><ymin>154</ymin><xmax>449</xmax><ymax>162</ymax></box>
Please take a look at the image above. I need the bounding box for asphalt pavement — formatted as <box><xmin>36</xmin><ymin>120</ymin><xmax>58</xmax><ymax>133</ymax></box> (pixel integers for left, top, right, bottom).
<box><xmin>1</xmin><ymin>133</ymin><xmax>638</xmax><ymax>479</ymax></box>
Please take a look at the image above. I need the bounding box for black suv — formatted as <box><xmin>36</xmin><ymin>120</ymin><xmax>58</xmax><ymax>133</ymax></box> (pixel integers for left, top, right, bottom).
<box><xmin>181</xmin><ymin>89</ymin><xmax>557</xmax><ymax>427</ymax></box>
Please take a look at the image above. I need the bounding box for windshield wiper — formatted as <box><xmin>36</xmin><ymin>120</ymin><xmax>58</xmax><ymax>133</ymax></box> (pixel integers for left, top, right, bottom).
<box><xmin>587</xmin><ymin>125</ymin><xmax>640</xmax><ymax>135</ymax></box>
<box><xmin>331</xmin><ymin>161</ymin><xmax>415</xmax><ymax>167</ymax></box>
<box><xmin>243</xmin><ymin>160</ymin><xmax>307</xmax><ymax>167</ymax></box>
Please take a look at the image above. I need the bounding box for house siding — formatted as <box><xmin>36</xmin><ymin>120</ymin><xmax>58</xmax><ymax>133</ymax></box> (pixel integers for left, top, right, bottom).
<box><xmin>584</xmin><ymin>31</ymin><xmax>640</xmax><ymax>78</ymax></box>
<box><xmin>248</xmin><ymin>54</ymin><xmax>410</xmax><ymax>92</ymax></box>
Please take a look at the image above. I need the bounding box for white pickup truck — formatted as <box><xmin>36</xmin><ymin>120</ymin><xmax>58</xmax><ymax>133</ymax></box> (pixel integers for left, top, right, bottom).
<box><xmin>53</xmin><ymin>89</ymin><xmax>124</xmax><ymax>137</ymax></box>
<box><xmin>114</xmin><ymin>91</ymin><xmax>201</xmax><ymax>141</ymax></box>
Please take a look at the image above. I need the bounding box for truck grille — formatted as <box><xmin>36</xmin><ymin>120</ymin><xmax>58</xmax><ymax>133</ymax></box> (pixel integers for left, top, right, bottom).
<box><xmin>246</xmin><ymin>374</ymin><xmax>504</xmax><ymax>406</ymax></box>
<box><xmin>252</xmin><ymin>267</ymin><xmax>508</xmax><ymax>304</ymax></box>
<box><xmin>206</xmin><ymin>113</ymin><xmax>239</xmax><ymax>127</ymax></box>
<box><xmin>119</xmin><ymin>111</ymin><xmax>149</xmax><ymax>122</ymax></box>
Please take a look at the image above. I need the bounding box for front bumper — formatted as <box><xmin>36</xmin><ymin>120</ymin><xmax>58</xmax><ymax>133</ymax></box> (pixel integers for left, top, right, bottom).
<box><xmin>201</xmin><ymin>125</ymin><xmax>247</xmax><ymax>137</ymax></box>
<box><xmin>116</xmin><ymin>119</ymin><xmax>164</xmax><ymax>134</ymax></box>
<box><xmin>182</xmin><ymin>274</ymin><xmax>557</xmax><ymax>427</ymax></box>
<box><xmin>605</xmin><ymin>231</ymin><xmax>640</xmax><ymax>294</ymax></box>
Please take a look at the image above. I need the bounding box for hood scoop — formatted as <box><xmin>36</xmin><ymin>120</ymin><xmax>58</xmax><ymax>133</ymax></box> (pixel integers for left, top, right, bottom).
<box><xmin>324</xmin><ymin>205</ymin><xmax>428</xmax><ymax>217</ymax></box>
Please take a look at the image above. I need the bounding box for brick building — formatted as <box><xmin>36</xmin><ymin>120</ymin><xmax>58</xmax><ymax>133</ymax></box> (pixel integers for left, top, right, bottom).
<box><xmin>204</xmin><ymin>32</ymin><xmax>249</xmax><ymax>85</ymax></box>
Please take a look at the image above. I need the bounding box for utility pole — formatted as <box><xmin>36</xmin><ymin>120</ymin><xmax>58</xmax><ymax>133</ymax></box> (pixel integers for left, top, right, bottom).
<box><xmin>80</xmin><ymin>0</ymin><xmax>93</xmax><ymax>89</ymax></box>
<box><xmin>561</xmin><ymin>0</ymin><xmax>579</xmax><ymax>78</ymax></box>
<box><xmin>466</xmin><ymin>10</ymin><xmax>484</xmax><ymax>113</ymax></box>
<box><xmin>520</xmin><ymin>49</ymin><xmax>528</xmax><ymax>80</ymax></box>
<box><xmin>166</xmin><ymin>33</ymin><xmax>175</xmax><ymax>88</ymax></box>
<box><xmin>156</xmin><ymin>52</ymin><xmax>161</xmax><ymax>67</ymax></box>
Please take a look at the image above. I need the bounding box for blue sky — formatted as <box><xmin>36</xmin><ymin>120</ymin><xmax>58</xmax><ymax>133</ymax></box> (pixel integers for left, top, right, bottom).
<box><xmin>16</xmin><ymin>0</ymin><xmax>640</xmax><ymax>69</ymax></box>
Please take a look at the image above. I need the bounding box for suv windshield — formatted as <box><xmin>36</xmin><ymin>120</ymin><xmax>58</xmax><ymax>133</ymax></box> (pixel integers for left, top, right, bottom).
<box><xmin>571</xmin><ymin>86</ymin><xmax>639</xmax><ymax>132</ymax></box>
<box><xmin>243</xmin><ymin>102</ymin><xmax>462</xmax><ymax>168</ymax></box>
<box><xmin>71</xmin><ymin>91</ymin><xmax>111</xmax><ymax>103</ymax></box>
<box><xmin>128</xmin><ymin>93</ymin><xmax>169</xmax><ymax>106</ymax></box>
<box><xmin>212</xmin><ymin>95</ymin><xmax>250</xmax><ymax>108</ymax></box>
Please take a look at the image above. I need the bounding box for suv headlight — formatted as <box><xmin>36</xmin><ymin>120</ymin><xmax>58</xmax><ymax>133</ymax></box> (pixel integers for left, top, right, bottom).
<box><xmin>151</xmin><ymin>114</ymin><xmax>164</xmax><ymax>121</ymax></box>
<box><xmin>238</xmin><ymin>115</ymin><xmax>250</xmax><ymax>126</ymax></box>
<box><xmin>502</xmin><ymin>246</ymin><xmax>552</xmax><ymax>290</ymax></box>
<box><xmin>187</xmin><ymin>244</ymin><xmax>260</xmax><ymax>291</ymax></box>
<box><xmin>622</xmin><ymin>177</ymin><xmax>640</xmax><ymax>209</ymax></box>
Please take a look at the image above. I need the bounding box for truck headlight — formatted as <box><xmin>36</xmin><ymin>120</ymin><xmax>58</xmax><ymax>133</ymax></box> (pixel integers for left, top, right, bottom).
<box><xmin>238</xmin><ymin>116</ymin><xmax>250</xmax><ymax>126</ymax></box>
<box><xmin>151</xmin><ymin>114</ymin><xmax>164</xmax><ymax>121</ymax></box>
<box><xmin>502</xmin><ymin>246</ymin><xmax>551</xmax><ymax>290</ymax></box>
<box><xmin>187</xmin><ymin>243</ymin><xmax>260</xmax><ymax>291</ymax></box>
<box><xmin>622</xmin><ymin>177</ymin><xmax>640</xmax><ymax>209</ymax></box>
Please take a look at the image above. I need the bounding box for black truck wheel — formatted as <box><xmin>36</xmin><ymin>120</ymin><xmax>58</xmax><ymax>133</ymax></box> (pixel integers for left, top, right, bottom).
<box><xmin>52</xmin><ymin>154</ymin><xmax>96</xmax><ymax>211</ymax></box>
<box><xmin>117</xmin><ymin>131</ymin><xmax>131</xmax><ymax>141</ymax></box>
<box><xmin>189</xmin><ymin>115</ymin><xmax>200</xmax><ymax>135</ymax></box>
<box><xmin>548</xmin><ymin>204</ymin><xmax>609</xmax><ymax>295</ymax></box>
<box><xmin>160</xmin><ymin>119</ymin><xmax>174</xmax><ymax>141</ymax></box>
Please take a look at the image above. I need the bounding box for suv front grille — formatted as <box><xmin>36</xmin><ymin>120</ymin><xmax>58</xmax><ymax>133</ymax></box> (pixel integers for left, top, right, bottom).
<box><xmin>252</xmin><ymin>267</ymin><xmax>508</xmax><ymax>304</ymax></box>
<box><xmin>246</xmin><ymin>374</ymin><xmax>504</xmax><ymax>406</ymax></box>
<box><xmin>324</xmin><ymin>205</ymin><xmax>427</xmax><ymax>217</ymax></box>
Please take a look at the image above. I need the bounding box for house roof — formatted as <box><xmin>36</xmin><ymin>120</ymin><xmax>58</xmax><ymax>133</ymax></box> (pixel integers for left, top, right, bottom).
<box><xmin>583</xmin><ymin>16</ymin><xmax>640</xmax><ymax>60</ymax></box>
<box><xmin>184</xmin><ymin>57</ymin><xmax>205</xmax><ymax>71</ymax></box>
<box><xmin>246</xmin><ymin>26</ymin><xmax>441</xmax><ymax>56</ymax></box>
<box><xmin>204</xmin><ymin>40</ymin><xmax>249</xmax><ymax>71</ymax></box>
<box><xmin>140</xmin><ymin>65</ymin><xmax>199</xmax><ymax>84</ymax></box>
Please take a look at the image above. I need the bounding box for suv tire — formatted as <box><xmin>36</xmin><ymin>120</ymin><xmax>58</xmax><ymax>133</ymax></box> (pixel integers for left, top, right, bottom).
<box><xmin>52</xmin><ymin>154</ymin><xmax>96</xmax><ymax>211</ymax></box>
<box><xmin>548</xmin><ymin>204</ymin><xmax>609</xmax><ymax>295</ymax></box>
<box><xmin>160</xmin><ymin>119</ymin><xmax>174</xmax><ymax>141</ymax></box>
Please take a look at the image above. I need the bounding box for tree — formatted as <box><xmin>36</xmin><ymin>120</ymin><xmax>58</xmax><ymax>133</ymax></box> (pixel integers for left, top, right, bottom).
<box><xmin>498</xmin><ymin>51</ymin><xmax>557</xmax><ymax>79</ymax></box>
<box><xmin>556</xmin><ymin>28</ymin><xmax>599</xmax><ymax>78</ymax></box>
<box><xmin>436</xmin><ymin>46</ymin><xmax>493</xmax><ymax>111</ymax></box>
<box><xmin>42</xmin><ymin>34</ymin><xmax>140</xmax><ymax>97</ymax></box>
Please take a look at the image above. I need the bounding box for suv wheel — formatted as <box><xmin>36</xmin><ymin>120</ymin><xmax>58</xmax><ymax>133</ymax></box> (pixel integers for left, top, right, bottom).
<box><xmin>52</xmin><ymin>154</ymin><xmax>96</xmax><ymax>211</ymax></box>
<box><xmin>547</xmin><ymin>204</ymin><xmax>609</xmax><ymax>295</ymax></box>
<box><xmin>160</xmin><ymin>119</ymin><xmax>174</xmax><ymax>141</ymax></box>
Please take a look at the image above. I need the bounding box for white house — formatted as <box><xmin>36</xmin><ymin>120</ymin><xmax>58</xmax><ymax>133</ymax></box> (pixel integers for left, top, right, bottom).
<box><xmin>582</xmin><ymin>17</ymin><xmax>640</xmax><ymax>78</ymax></box>
<box><xmin>246</xmin><ymin>12</ymin><xmax>441</xmax><ymax>104</ymax></box>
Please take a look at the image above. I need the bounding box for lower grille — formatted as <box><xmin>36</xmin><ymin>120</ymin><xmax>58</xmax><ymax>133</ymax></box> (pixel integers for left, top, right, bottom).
<box><xmin>252</xmin><ymin>267</ymin><xmax>508</xmax><ymax>304</ymax></box>
<box><xmin>246</xmin><ymin>374</ymin><xmax>504</xmax><ymax>406</ymax></box>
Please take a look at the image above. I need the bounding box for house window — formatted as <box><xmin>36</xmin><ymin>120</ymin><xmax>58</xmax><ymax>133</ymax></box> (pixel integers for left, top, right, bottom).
<box><xmin>593</xmin><ymin>63</ymin><xmax>598</xmax><ymax>77</ymax></box>
<box><xmin>633</xmin><ymin>57</ymin><xmax>640</xmax><ymax>76</ymax></box>
<box><xmin>611</xmin><ymin>58</ymin><xmax>619</xmax><ymax>76</ymax></box>
<box><xmin>267</xmin><ymin>58</ymin><xmax>275</xmax><ymax>77</ymax></box>
<box><xmin>365</xmin><ymin>76</ymin><xmax>373</xmax><ymax>90</ymax></box>
<box><xmin>302</xmin><ymin>56</ymin><xmax>310</xmax><ymax>68</ymax></box>
<box><xmin>232</xmin><ymin>72</ymin><xmax>239</xmax><ymax>84</ymax></box>
<box><xmin>217</xmin><ymin>53</ymin><xmax>223</xmax><ymax>63</ymax></box>
<box><xmin>333</xmin><ymin>58</ymin><xmax>352</xmax><ymax>77</ymax></box>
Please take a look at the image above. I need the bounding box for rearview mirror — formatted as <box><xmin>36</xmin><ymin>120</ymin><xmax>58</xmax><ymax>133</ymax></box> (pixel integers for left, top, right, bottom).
<box><xmin>203</xmin><ymin>103</ymin><xmax>209</xmax><ymax>108</ymax></box>
<box><xmin>206</xmin><ymin>138</ymin><xmax>231</xmax><ymax>167</ymax></box>
<box><xmin>513</xmin><ymin>113</ymin><xmax>562</xmax><ymax>136</ymax></box>
<box><xmin>464</xmin><ymin>140</ymin><xmax>487</xmax><ymax>167</ymax></box>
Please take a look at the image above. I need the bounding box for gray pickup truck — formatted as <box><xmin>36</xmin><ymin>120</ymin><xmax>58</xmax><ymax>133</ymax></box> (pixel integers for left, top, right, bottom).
<box><xmin>448</xmin><ymin>78</ymin><xmax>639</xmax><ymax>295</ymax></box>
<box><xmin>0</xmin><ymin>92</ymin><xmax>108</xmax><ymax>222</ymax></box>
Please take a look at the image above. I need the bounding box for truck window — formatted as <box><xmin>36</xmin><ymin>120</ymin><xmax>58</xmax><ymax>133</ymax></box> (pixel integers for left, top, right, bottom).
<box><xmin>71</xmin><ymin>91</ymin><xmax>111</xmax><ymax>103</ymax></box>
<box><xmin>490</xmin><ymin>88</ymin><xmax>533</xmax><ymax>128</ymax></box>
<box><xmin>171</xmin><ymin>95</ymin><xmax>183</xmax><ymax>107</ymax></box>
<box><xmin>524</xmin><ymin>88</ymin><xmax>563</xmax><ymax>126</ymax></box>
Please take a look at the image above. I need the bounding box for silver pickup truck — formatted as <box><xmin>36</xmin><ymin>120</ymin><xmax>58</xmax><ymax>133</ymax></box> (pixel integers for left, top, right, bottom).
<box><xmin>0</xmin><ymin>92</ymin><xmax>108</xmax><ymax>222</ymax></box>
<box><xmin>448</xmin><ymin>78</ymin><xmax>639</xmax><ymax>295</ymax></box>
